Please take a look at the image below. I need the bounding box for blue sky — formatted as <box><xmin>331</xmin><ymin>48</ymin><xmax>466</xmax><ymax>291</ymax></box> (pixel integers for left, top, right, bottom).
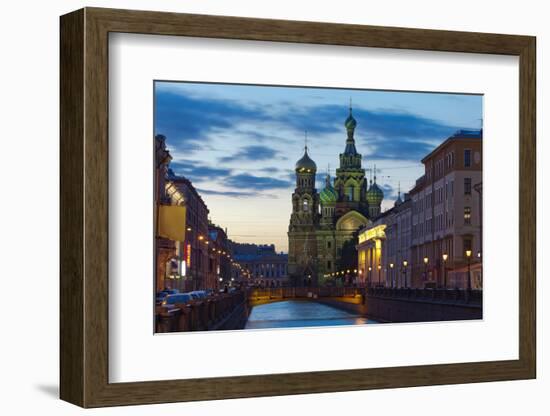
<box><xmin>155</xmin><ymin>81</ymin><xmax>482</xmax><ymax>252</ymax></box>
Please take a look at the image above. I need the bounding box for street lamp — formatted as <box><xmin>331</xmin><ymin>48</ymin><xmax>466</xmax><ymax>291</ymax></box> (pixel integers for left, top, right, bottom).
<box><xmin>477</xmin><ymin>251</ymin><xmax>482</xmax><ymax>288</ymax></box>
<box><xmin>389</xmin><ymin>263</ymin><xmax>394</xmax><ymax>288</ymax></box>
<box><xmin>377</xmin><ymin>263</ymin><xmax>382</xmax><ymax>287</ymax></box>
<box><xmin>465</xmin><ymin>249</ymin><xmax>472</xmax><ymax>291</ymax></box>
<box><xmin>423</xmin><ymin>256</ymin><xmax>429</xmax><ymax>283</ymax></box>
<box><xmin>402</xmin><ymin>260</ymin><xmax>408</xmax><ymax>288</ymax></box>
<box><xmin>368</xmin><ymin>266</ymin><xmax>372</xmax><ymax>287</ymax></box>
<box><xmin>442</xmin><ymin>253</ymin><xmax>448</xmax><ymax>289</ymax></box>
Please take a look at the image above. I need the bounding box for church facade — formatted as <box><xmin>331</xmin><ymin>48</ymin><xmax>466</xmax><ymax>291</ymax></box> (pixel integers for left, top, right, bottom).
<box><xmin>287</xmin><ymin>107</ymin><xmax>385</xmax><ymax>286</ymax></box>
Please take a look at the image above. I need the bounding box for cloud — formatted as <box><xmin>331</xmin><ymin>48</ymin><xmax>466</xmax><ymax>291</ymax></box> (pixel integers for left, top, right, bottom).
<box><xmin>352</xmin><ymin>108</ymin><xmax>460</xmax><ymax>161</ymax></box>
<box><xmin>156</xmin><ymin>82</ymin><xmax>471</xmax><ymax>170</ymax></box>
<box><xmin>380</xmin><ymin>183</ymin><xmax>395</xmax><ymax>198</ymax></box>
<box><xmin>219</xmin><ymin>145</ymin><xmax>283</xmax><ymax>163</ymax></box>
<box><xmin>225</xmin><ymin>173</ymin><xmax>293</xmax><ymax>191</ymax></box>
<box><xmin>259</xmin><ymin>167</ymin><xmax>281</xmax><ymax>174</ymax></box>
<box><xmin>169</xmin><ymin>161</ymin><xmax>232</xmax><ymax>183</ymax></box>
<box><xmin>197</xmin><ymin>188</ymin><xmax>255</xmax><ymax>198</ymax></box>
<box><xmin>155</xmin><ymin>90</ymin><xmax>268</xmax><ymax>154</ymax></box>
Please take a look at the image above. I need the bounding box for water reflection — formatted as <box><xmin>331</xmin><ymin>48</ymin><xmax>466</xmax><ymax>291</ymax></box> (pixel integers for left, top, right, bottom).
<box><xmin>245</xmin><ymin>300</ymin><xmax>378</xmax><ymax>329</ymax></box>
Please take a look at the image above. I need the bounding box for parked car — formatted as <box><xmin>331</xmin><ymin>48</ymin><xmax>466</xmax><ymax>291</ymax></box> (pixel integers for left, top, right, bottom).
<box><xmin>156</xmin><ymin>288</ymin><xmax>179</xmax><ymax>304</ymax></box>
<box><xmin>162</xmin><ymin>293</ymin><xmax>193</xmax><ymax>306</ymax></box>
<box><xmin>189</xmin><ymin>290</ymin><xmax>207</xmax><ymax>300</ymax></box>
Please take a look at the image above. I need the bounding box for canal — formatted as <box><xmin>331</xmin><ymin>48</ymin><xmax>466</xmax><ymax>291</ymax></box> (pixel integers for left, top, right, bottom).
<box><xmin>245</xmin><ymin>300</ymin><xmax>378</xmax><ymax>329</ymax></box>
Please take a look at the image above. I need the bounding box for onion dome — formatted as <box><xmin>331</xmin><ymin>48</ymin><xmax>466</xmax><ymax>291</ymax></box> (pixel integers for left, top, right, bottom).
<box><xmin>295</xmin><ymin>147</ymin><xmax>317</xmax><ymax>173</ymax></box>
<box><xmin>345</xmin><ymin>99</ymin><xmax>357</xmax><ymax>131</ymax></box>
<box><xmin>345</xmin><ymin>112</ymin><xmax>357</xmax><ymax>131</ymax></box>
<box><xmin>320</xmin><ymin>175</ymin><xmax>338</xmax><ymax>204</ymax></box>
<box><xmin>366</xmin><ymin>180</ymin><xmax>384</xmax><ymax>205</ymax></box>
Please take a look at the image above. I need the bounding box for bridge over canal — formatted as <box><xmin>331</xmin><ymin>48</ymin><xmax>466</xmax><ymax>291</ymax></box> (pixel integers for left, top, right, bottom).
<box><xmin>156</xmin><ymin>287</ymin><xmax>482</xmax><ymax>333</ymax></box>
<box><xmin>248</xmin><ymin>286</ymin><xmax>482</xmax><ymax>323</ymax></box>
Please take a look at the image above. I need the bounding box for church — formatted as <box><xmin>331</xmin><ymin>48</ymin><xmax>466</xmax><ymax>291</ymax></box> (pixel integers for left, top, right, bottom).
<box><xmin>287</xmin><ymin>105</ymin><xmax>384</xmax><ymax>286</ymax></box>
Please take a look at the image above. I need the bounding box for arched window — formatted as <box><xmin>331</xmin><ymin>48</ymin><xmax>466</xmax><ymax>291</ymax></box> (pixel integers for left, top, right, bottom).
<box><xmin>347</xmin><ymin>186</ymin><xmax>354</xmax><ymax>201</ymax></box>
<box><xmin>303</xmin><ymin>199</ymin><xmax>309</xmax><ymax>212</ymax></box>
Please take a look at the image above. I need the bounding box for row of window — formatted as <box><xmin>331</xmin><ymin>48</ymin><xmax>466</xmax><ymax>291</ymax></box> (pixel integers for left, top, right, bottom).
<box><xmin>416</xmin><ymin>177</ymin><xmax>473</xmax><ymax>214</ymax></box>
<box><xmin>414</xmin><ymin>206</ymin><xmax>472</xmax><ymax>237</ymax></box>
<box><xmin>430</xmin><ymin>149</ymin><xmax>472</xmax><ymax>180</ymax></box>
<box><xmin>412</xmin><ymin>236</ymin><xmax>472</xmax><ymax>264</ymax></box>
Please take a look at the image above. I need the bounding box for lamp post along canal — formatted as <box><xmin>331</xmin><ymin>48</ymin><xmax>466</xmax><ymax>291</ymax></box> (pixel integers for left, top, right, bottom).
<box><xmin>465</xmin><ymin>249</ymin><xmax>472</xmax><ymax>291</ymax></box>
<box><xmin>442</xmin><ymin>253</ymin><xmax>448</xmax><ymax>289</ymax></box>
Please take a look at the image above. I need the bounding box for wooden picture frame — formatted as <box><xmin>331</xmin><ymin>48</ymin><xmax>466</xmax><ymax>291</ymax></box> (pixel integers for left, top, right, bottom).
<box><xmin>60</xmin><ymin>7</ymin><xmax>536</xmax><ymax>408</ymax></box>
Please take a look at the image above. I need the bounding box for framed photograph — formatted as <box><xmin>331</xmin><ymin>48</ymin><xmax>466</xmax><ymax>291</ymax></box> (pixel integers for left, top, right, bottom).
<box><xmin>60</xmin><ymin>7</ymin><xmax>536</xmax><ymax>408</ymax></box>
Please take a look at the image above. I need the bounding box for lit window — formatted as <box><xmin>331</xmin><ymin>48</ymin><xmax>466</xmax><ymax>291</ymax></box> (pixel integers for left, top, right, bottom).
<box><xmin>464</xmin><ymin>206</ymin><xmax>472</xmax><ymax>224</ymax></box>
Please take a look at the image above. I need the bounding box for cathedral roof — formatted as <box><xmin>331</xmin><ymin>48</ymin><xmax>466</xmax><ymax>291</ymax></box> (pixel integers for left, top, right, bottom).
<box><xmin>320</xmin><ymin>176</ymin><xmax>338</xmax><ymax>204</ymax></box>
<box><xmin>295</xmin><ymin>147</ymin><xmax>317</xmax><ymax>172</ymax></box>
<box><xmin>345</xmin><ymin>110</ymin><xmax>357</xmax><ymax>131</ymax></box>
<box><xmin>366</xmin><ymin>181</ymin><xmax>384</xmax><ymax>205</ymax></box>
<box><xmin>343</xmin><ymin>106</ymin><xmax>359</xmax><ymax>156</ymax></box>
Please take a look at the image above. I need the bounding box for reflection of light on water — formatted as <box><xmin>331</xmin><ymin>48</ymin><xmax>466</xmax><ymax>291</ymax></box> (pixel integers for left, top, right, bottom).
<box><xmin>245</xmin><ymin>300</ymin><xmax>378</xmax><ymax>329</ymax></box>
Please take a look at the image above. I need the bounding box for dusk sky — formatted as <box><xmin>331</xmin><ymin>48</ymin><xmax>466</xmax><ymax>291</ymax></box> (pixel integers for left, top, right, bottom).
<box><xmin>155</xmin><ymin>81</ymin><xmax>482</xmax><ymax>253</ymax></box>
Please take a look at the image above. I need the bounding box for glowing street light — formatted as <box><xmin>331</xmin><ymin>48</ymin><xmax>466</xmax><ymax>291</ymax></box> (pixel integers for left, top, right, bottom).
<box><xmin>402</xmin><ymin>260</ymin><xmax>408</xmax><ymax>288</ymax></box>
<box><xmin>442</xmin><ymin>253</ymin><xmax>448</xmax><ymax>289</ymax></box>
<box><xmin>465</xmin><ymin>249</ymin><xmax>472</xmax><ymax>291</ymax></box>
<box><xmin>423</xmin><ymin>257</ymin><xmax>429</xmax><ymax>282</ymax></box>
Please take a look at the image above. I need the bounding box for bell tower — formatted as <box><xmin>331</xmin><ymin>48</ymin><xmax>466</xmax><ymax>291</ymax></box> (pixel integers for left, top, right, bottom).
<box><xmin>288</xmin><ymin>134</ymin><xmax>320</xmax><ymax>286</ymax></box>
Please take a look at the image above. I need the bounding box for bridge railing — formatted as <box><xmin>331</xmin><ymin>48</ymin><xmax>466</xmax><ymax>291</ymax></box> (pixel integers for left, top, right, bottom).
<box><xmin>366</xmin><ymin>287</ymin><xmax>482</xmax><ymax>305</ymax></box>
<box><xmin>156</xmin><ymin>291</ymin><xmax>246</xmax><ymax>333</ymax></box>
<box><xmin>246</xmin><ymin>286</ymin><xmax>481</xmax><ymax>305</ymax></box>
<box><xmin>247</xmin><ymin>286</ymin><xmax>360</xmax><ymax>299</ymax></box>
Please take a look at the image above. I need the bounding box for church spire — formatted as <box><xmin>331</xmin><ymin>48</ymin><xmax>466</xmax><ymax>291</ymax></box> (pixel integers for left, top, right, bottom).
<box><xmin>325</xmin><ymin>163</ymin><xmax>331</xmax><ymax>186</ymax></box>
<box><xmin>394</xmin><ymin>181</ymin><xmax>403</xmax><ymax>206</ymax></box>
<box><xmin>343</xmin><ymin>100</ymin><xmax>358</xmax><ymax>156</ymax></box>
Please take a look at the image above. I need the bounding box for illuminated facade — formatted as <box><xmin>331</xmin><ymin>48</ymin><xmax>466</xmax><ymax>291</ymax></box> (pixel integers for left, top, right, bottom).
<box><xmin>357</xmin><ymin>193</ymin><xmax>412</xmax><ymax>287</ymax></box>
<box><xmin>409</xmin><ymin>130</ymin><xmax>482</xmax><ymax>289</ymax></box>
<box><xmin>154</xmin><ymin>135</ymin><xmax>177</xmax><ymax>291</ymax></box>
<box><xmin>208</xmin><ymin>223</ymin><xmax>231</xmax><ymax>290</ymax></box>
<box><xmin>231</xmin><ymin>243</ymin><xmax>289</xmax><ymax>287</ymax></box>
<box><xmin>357</xmin><ymin>130</ymin><xmax>482</xmax><ymax>290</ymax></box>
<box><xmin>165</xmin><ymin>169</ymin><xmax>210</xmax><ymax>291</ymax></box>
<box><xmin>288</xmin><ymin>106</ymin><xmax>384</xmax><ymax>286</ymax></box>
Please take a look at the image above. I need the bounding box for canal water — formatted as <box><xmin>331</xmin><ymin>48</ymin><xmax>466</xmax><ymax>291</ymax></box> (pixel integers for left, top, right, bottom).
<box><xmin>245</xmin><ymin>300</ymin><xmax>378</xmax><ymax>329</ymax></box>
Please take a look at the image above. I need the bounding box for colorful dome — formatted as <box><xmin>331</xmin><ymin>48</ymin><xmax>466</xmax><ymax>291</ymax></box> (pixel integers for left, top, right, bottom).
<box><xmin>366</xmin><ymin>181</ymin><xmax>384</xmax><ymax>205</ymax></box>
<box><xmin>320</xmin><ymin>181</ymin><xmax>338</xmax><ymax>204</ymax></box>
<box><xmin>345</xmin><ymin>113</ymin><xmax>357</xmax><ymax>131</ymax></box>
<box><xmin>295</xmin><ymin>147</ymin><xmax>317</xmax><ymax>172</ymax></box>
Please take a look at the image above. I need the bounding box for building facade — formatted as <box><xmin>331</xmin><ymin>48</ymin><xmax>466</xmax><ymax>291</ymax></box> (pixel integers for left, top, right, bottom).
<box><xmin>165</xmin><ymin>169</ymin><xmax>210</xmax><ymax>291</ymax></box>
<box><xmin>288</xmin><ymin>107</ymin><xmax>384</xmax><ymax>286</ymax></box>
<box><xmin>208</xmin><ymin>223</ymin><xmax>232</xmax><ymax>289</ymax></box>
<box><xmin>357</xmin><ymin>130</ymin><xmax>483</xmax><ymax>290</ymax></box>
<box><xmin>154</xmin><ymin>135</ymin><xmax>177</xmax><ymax>292</ymax></box>
<box><xmin>357</xmin><ymin>193</ymin><xmax>412</xmax><ymax>288</ymax></box>
<box><xmin>409</xmin><ymin>130</ymin><xmax>482</xmax><ymax>289</ymax></box>
<box><xmin>231</xmin><ymin>243</ymin><xmax>289</xmax><ymax>287</ymax></box>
